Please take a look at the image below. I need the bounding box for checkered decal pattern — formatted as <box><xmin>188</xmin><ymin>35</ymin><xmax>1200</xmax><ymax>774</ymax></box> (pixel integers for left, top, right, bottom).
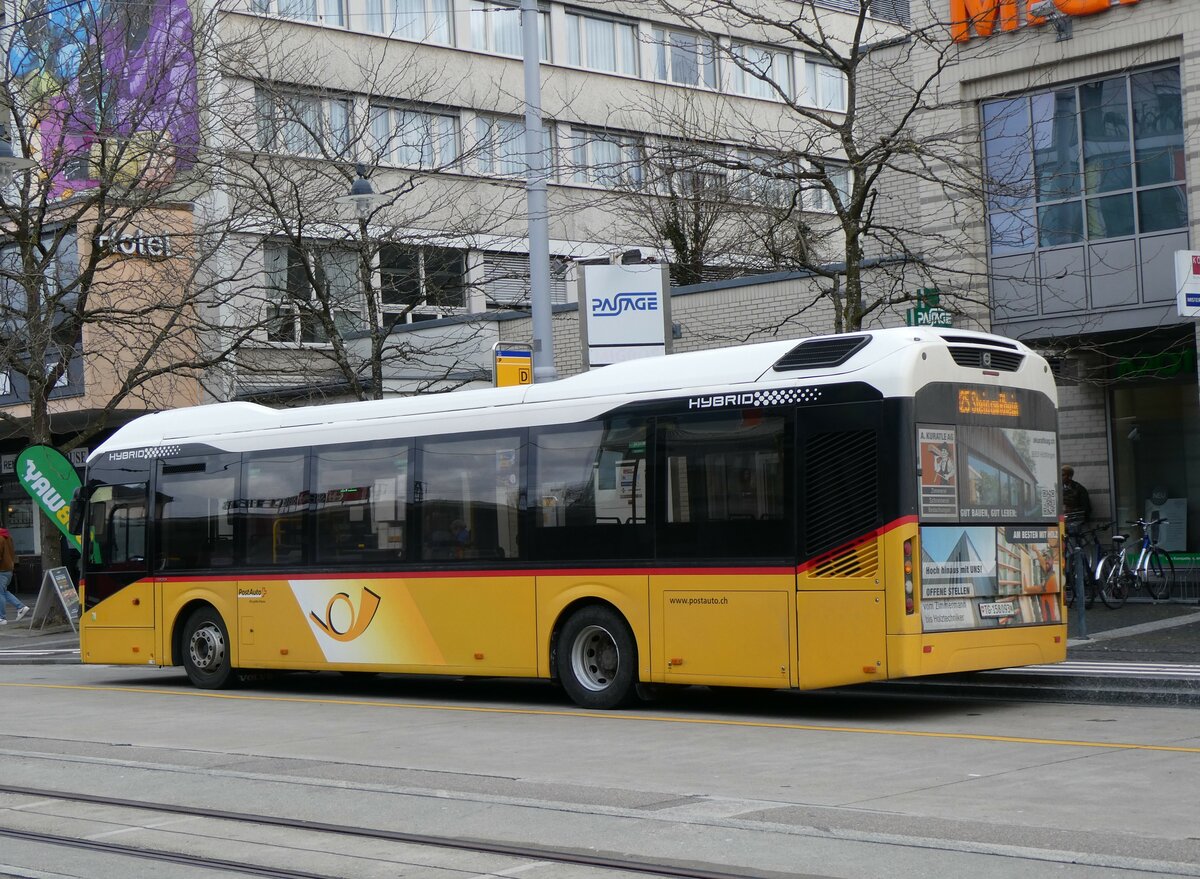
<box><xmin>754</xmin><ymin>387</ymin><xmax>822</xmax><ymax>406</ymax></box>
<box><xmin>106</xmin><ymin>444</ymin><xmax>182</xmax><ymax>462</ymax></box>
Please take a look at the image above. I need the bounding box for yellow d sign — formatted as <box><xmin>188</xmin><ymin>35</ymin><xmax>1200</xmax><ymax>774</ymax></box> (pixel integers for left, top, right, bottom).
<box><xmin>494</xmin><ymin>347</ymin><xmax>533</xmax><ymax>387</ymax></box>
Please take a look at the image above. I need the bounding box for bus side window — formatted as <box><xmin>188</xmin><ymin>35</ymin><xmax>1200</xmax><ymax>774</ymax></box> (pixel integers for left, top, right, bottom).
<box><xmin>529</xmin><ymin>417</ymin><xmax>651</xmax><ymax>561</ymax></box>
<box><xmin>657</xmin><ymin>411</ymin><xmax>792</xmax><ymax>560</ymax></box>
<box><xmin>240</xmin><ymin>452</ymin><xmax>309</xmax><ymax>568</ymax></box>
<box><xmin>157</xmin><ymin>456</ymin><xmax>241</xmax><ymax>571</ymax></box>
<box><xmin>313</xmin><ymin>442</ymin><xmax>410</xmax><ymax>565</ymax></box>
<box><xmin>417</xmin><ymin>433</ymin><xmax>521</xmax><ymax>563</ymax></box>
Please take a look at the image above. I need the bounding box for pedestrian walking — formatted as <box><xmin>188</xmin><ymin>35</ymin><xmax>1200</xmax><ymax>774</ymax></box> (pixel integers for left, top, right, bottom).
<box><xmin>0</xmin><ymin>526</ymin><xmax>28</xmax><ymax>626</ymax></box>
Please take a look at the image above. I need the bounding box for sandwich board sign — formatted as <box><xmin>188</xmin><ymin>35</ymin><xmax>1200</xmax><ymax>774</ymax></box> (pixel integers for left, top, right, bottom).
<box><xmin>30</xmin><ymin>566</ymin><xmax>80</xmax><ymax>632</ymax></box>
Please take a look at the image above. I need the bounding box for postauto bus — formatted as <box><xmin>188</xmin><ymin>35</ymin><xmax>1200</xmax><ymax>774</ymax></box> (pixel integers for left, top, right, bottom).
<box><xmin>77</xmin><ymin>328</ymin><xmax>1065</xmax><ymax>708</ymax></box>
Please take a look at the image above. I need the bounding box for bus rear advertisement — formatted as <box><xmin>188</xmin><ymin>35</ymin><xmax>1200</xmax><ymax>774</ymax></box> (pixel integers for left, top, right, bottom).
<box><xmin>77</xmin><ymin>328</ymin><xmax>1065</xmax><ymax>708</ymax></box>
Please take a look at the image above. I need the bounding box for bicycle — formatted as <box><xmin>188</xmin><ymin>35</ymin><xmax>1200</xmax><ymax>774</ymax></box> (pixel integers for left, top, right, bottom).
<box><xmin>1095</xmin><ymin>517</ymin><xmax>1176</xmax><ymax>608</ymax></box>
<box><xmin>1063</xmin><ymin>517</ymin><xmax>1109</xmax><ymax>609</ymax></box>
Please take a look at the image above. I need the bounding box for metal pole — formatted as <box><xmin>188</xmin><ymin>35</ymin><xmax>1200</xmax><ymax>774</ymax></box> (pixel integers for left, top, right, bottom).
<box><xmin>521</xmin><ymin>0</ymin><xmax>556</xmax><ymax>382</ymax></box>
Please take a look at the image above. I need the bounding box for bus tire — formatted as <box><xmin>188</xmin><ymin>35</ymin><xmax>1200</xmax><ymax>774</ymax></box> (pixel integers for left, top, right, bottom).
<box><xmin>556</xmin><ymin>605</ymin><xmax>636</xmax><ymax>710</ymax></box>
<box><xmin>182</xmin><ymin>607</ymin><xmax>235</xmax><ymax>690</ymax></box>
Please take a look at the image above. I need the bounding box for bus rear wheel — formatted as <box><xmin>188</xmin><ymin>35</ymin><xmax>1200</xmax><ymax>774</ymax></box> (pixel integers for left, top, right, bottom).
<box><xmin>182</xmin><ymin>607</ymin><xmax>235</xmax><ymax>689</ymax></box>
<box><xmin>556</xmin><ymin>606</ymin><xmax>636</xmax><ymax>710</ymax></box>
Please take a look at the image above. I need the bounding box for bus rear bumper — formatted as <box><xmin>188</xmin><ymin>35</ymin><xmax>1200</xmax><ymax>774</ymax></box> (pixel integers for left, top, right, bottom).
<box><xmin>887</xmin><ymin>626</ymin><xmax>1068</xmax><ymax>679</ymax></box>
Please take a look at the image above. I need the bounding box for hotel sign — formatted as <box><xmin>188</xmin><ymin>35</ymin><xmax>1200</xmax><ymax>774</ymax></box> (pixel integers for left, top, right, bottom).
<box><xmin>95</xmin><ymin>228</ymin><xmax>175</xmax><ymax>259</ymax></box>
<box><xmin>951</xmin><ymin>0</ymin><xmax>1138</xmax><ymax>42</ymax></box>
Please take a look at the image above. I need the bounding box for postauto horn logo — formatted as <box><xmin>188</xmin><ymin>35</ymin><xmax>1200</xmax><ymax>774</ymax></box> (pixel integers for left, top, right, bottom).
<box><xmin>591</xmin><ymin>290</ymin><xmax>658</xmax><ymax>317</ymax></box>
<box><xmin>309</xmin><ymin>588</ymin><xmax>382</xmax><ymax>642</ymax></box>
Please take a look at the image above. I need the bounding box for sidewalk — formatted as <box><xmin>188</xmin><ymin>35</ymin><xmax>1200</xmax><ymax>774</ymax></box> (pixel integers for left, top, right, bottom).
<box><xmin>0</xmin><ymin>592</ymin><xmax>79</xmax><ymax>659</ymax></box>
<box><xmin>1066</xmin><ymin>599</ymin><xmax>1200</xmax><ymax>665</ymax></box>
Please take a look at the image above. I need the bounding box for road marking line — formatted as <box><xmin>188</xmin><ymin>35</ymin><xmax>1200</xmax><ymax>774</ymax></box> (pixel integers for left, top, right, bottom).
<box><xmin>4</xmin><ymin>681</ymin><xmax>1200</xmax><ymax>753</ymax></box>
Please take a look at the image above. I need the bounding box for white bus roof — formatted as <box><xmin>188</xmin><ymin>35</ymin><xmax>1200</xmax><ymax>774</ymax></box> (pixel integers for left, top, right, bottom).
<box><xmin>90</xmin><ymin>328</ymin><xmax>1052</xmax><ymax>459</ymax></box>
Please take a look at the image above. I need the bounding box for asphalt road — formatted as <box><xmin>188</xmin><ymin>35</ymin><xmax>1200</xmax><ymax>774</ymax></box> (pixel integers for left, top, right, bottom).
<box><xmin>0</xmin><ymin>663</ymin><xmax>1197</xmax><ymax>878</ymax></box>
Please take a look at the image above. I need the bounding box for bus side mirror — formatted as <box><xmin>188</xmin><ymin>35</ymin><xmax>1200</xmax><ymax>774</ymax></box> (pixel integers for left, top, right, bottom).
<box><xmin>67</xmin><ymin>487</ymin><xmax>85</xmax><ymax>536</ymax></box>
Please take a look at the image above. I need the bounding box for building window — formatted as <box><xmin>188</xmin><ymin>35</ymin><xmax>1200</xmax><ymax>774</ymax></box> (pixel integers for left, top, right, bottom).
<box><xmin>734</xmin><ymin>149</ymin><xmax>795</xmax><ymax>206</ymax></box>
<box><xmin>804</xmin><ymin>163</ymin><xmax>850</xmax><ymax>213</ymax></box>
<box><xmin>481</xmin><ymin>251</ymin><xmax>569</xmax><ymax>307</ymax></box>
<box><xmin>365</xmin><ymin>0</ymin><xmax>452</xmax><ymax>42</ymax></box>
<box><xmin>730</xmin><ymin>43</ymin><xmax>790</xmax><ymax>100</ymax></box>
<box><xmin>982</xmin><ymin>66</ymin><xmax>1186</xmax><ymax>255</ymax></box>
<box><xmin>570</xmin><ymin>127</ymin><xmax>642</xmax><ymax>188</ymax></box>
<box><xmin>264</xmin><ymin>244</ymin><xmax>362</xmax><ymax>344</ymax></box>
<box><xmin>256</xmin><ymin>90</ymin><xmax>352</xmax><ymax>157</ymax></box>
<box><xmin>802</xmin><ymin>60</ymin><xmax>847</xmax><ymax>112</ymax></box>
<box><xmin>379</xmin><ymin>244</ymin><xmax>466</xmax><ymax>327</ymax></box>
<box><xmin>476</xmin><ymin>115</ymin><xmax>551</xmax><ymax>177</ymax></box>
<box><xmin>651</xmin><ymin>27</ymin><xmax>716</xmax><ymax>89</ymax></box>
<box><xmin>466</xmin><ymin>1</ymin><xmax>548</xmax><ymax>58</ymax></box>
<box><xmin>254</xmin><ymin>0</ymin><xmax>344</xmax><ymax>26</ymax></box>
<box><xmin>369</xmin><ymin>105</ymin><xmax>460</xmax><ymax>169</ymax></box>
<box><xmin>565</xmin><ymin>11</ymin><xmax>638</xmax><ymax>76</ymax></box>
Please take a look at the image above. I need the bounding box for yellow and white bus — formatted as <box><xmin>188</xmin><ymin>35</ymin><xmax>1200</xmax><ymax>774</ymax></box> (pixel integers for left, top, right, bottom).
<box><xmin>78</xmin><ymin>327</ymin><xmax>1065</xmax><ymax>708</ymax></box>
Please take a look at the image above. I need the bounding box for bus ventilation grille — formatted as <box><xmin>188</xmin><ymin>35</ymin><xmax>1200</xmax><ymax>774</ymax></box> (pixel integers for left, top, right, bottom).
<box><xmin>773</xmin><ymin>335</ymin><xmax>871</xmax><ymax>371</ymax></box>
<box><xmin>948</xmin><ymin>347</ymin><xmax>1024</xmax><ymax>371</ymax></box>
<box><xmin>812</xmin><ymin>539</ymin><xmax>880</xmax><ymax>578</ymax></box>
<box><xmin>941</xmin><ymin>335</ymin><xmax>1020</xmax><ymax>350</ymax></box>
<box><xmin>804</xmin><ymin>428</ymin><xmax>879</xmax><ymax>557</ymax></box>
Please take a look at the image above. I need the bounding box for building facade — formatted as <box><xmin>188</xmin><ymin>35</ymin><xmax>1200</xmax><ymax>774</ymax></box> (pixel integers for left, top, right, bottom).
<box><xmin>898</xmin><ymin>0</ymin><xmax>1199</xmax><ymax>553</ymax></box>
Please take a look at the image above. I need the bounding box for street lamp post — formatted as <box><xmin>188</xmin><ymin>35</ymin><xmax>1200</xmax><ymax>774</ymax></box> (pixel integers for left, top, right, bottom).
<box><xmin>336</xmin><ymin>164</ymin><xmax>386</xmax><ymax>398</ymax></box>
<box><xmin>521</xmin><ymin>0</ymin><xmax>556</xmax><ymax>382</ymax></box>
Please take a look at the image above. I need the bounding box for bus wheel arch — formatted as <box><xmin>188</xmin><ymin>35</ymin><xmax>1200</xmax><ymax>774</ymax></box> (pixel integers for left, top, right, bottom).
<box><xmin>177</xmin><ymin>603</ymin><xmax>236</xmax><ymax>690</ymax></box>
<box><xmin>552</xmin><ymin>601</ymin><xmax>637</xmax><ymax>710</ymax></box>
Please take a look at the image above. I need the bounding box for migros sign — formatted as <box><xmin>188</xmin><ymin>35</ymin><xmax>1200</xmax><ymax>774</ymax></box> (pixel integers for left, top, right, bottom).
<box><xmin>951</xmin><ymin>0</ymin><xmax>1138</xmax><ymax>42</ymax></box>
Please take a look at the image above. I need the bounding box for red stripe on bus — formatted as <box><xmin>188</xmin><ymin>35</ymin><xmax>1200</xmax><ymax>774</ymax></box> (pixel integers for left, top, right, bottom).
<box><xmin>795</xmin><ymin>515</ymin><xmax>918</xmax><ymax>574</ymax></box>
<box><xmin>157</xmin><ymin>565</ymin><xmax>798</xmax><ymax>583</ymax></box>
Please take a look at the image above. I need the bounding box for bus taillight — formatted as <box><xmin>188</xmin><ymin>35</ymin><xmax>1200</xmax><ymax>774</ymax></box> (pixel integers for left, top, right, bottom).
<box><xmin>904</xmin><ymin>538</ymin><xmax>915</xmax><ymax>614</ymax></box>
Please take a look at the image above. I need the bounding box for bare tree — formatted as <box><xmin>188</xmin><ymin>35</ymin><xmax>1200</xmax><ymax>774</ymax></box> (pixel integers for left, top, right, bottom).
<box><xmin>203</xmin><ymin>13</ymin><xmax>560</xmax><ymax>401</ymax></box>
<box><xmin>610</xmin><ymin>0</ymin><xmax>1002</xmax><ymax>332</ymax></box>
<box><xmin>0</xmin><ymin>0</ymin><xmax>266</xmax><ymax>566</ymax></box>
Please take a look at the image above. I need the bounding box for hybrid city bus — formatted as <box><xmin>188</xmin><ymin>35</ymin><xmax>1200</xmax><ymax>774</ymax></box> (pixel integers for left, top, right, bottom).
<box><xmin>77</xmin><ymin>327</ymin><xmax>1065</xmax><ymax>708</ymax></box>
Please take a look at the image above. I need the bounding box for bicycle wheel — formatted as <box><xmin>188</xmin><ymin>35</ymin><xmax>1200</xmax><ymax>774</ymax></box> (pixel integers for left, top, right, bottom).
<box><xmin>1099</xmin><ymin>570</ymin><xmax>1128</xmax><ymax>609</ymax></box>
<box><xmin>1142</xmin><ymin>548</ymin><xmax>1175</xmax><ymax>600</ymax></box>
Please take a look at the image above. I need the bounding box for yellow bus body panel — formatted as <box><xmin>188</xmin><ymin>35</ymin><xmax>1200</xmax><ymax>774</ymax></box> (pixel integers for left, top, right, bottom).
<box><xmin>535</xmin><ymin>575</ymin><xmax>649</xmax><ymax>680</ymax></box>
<box><xmin>163</xmin><ymin>575</ymin><xmax>538</xmax><ymax>675</ymax></box>
<box><xmin>796</xmin><ymin>590</ymin><xmax>887</xmax><ymax>688</ymax></box>
<box><xmin>82</xmin><ymin>626</ymin><xmax>158</xmax><ymax>666</ymax></box>
<box><xmin>650</xmin><ymin>573</ymin><xmax>795</xmax><ymax>687</ymax></box>
<box><xmin>80</xmin><ymin>579</ymin><xmax>157</xmax><ymax>667</ymax></box>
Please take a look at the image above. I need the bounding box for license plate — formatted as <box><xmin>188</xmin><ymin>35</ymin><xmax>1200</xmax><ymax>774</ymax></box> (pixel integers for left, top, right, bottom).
<box><xmin>978</xmin><ymin>601</ymin><xmax>1016</xmax><ymax>619</ymax></box>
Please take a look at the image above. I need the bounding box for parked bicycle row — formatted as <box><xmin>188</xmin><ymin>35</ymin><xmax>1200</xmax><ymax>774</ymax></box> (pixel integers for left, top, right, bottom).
<box><xmin>1063</xmin><ymin>516</ymin><xmax>1176</xmax><ymax>610</ymax></box>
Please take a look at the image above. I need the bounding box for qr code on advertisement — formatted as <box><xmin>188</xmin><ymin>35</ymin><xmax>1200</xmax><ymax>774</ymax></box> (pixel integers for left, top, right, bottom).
<box><xmin>1041</xmin><ymin>486</ymin><xmax>1057</xmax><ymax>517</ymax></box>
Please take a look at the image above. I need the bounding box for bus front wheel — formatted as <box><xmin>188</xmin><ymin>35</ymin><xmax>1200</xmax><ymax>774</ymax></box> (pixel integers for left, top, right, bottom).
<box><xmin>556</xmin><ymin>606</ymin><xmax>636</xmax><ymax>709</ymax></box>
<box><xmin>182</xmin><ymin>607</ymin><xmax>235</xmax><ymax>689</ymax></box>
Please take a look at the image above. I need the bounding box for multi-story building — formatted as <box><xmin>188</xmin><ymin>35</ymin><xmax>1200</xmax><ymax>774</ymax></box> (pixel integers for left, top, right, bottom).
<box><xmin>889</xmin><ymin>0</ymin><xmax>1197</xmax><ymax>554</ymax></box>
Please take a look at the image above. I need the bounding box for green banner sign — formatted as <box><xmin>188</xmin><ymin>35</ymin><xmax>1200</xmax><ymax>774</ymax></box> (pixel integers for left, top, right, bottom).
<box><xmin>16</xmin><ymin>445</ymin><xmax>82</xmax><ymax>550</ymax></box>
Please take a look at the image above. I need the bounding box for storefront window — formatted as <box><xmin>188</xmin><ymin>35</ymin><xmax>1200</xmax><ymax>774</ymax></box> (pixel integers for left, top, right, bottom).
<box><xmin>1109</xmin><ymin>345</ymin><xmax>1199</xmax><ymax>552</ymax></box>
<box><xmin>3</xmin><ymin>494</ymin><xmax>35</xmax><ymax>555</ymax></box>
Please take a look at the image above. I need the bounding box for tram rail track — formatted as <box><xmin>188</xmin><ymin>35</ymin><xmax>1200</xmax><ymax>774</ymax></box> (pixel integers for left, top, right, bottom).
<box><xmin>0</xmin><ymin>783</ymin><xmax>791</xmax><ymax>879</ymax></box>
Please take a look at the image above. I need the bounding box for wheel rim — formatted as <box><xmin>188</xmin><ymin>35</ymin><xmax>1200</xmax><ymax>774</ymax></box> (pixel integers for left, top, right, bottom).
<box><xmin>570</xmin><ymin>624</ymin><xmax>620</xmax><ymax>692</ymax></box>
<box><xmin>189</xmin><ymin>622</ymin><xmax>226</xmax><ymax>675</ymax></box>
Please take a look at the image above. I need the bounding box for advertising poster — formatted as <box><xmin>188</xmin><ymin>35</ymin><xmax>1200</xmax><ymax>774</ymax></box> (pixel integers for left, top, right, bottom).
<box><xmin>916</xmin><ymin>425</ymin><xmax>1058</xmax><ymax>522</ymax></box>
<box><xmin>920</xmin><ymin>525</ymin><xmax>1061</xmax><ymax>632</ymax></box>
<box><xmin>918</xmin><ymin>428</ymin><xmax>959</xmax><ymax>519</ymax></box>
